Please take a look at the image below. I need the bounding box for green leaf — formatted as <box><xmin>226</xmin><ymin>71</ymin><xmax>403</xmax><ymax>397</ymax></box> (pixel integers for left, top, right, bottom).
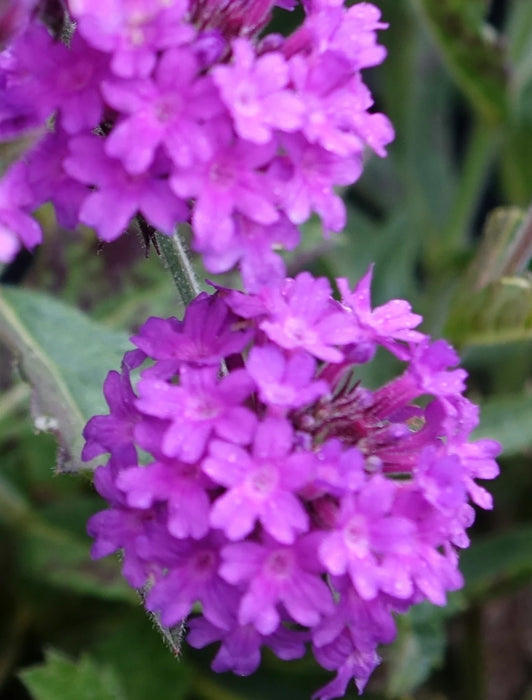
<box><xmin>0</xmin><ymin>286</ymin><xmax>131</xmax><ymax>472</ymax></box>
<box><xmin>91</xmin><ymin>613</ymin><xmax>190</xmax><ymax>700</ymax></box>
<box><xmin>20</xmin><ymin>649</ymin><xmax>125</xmax><ymax>700</ymax></box>
<box><xmin>474</xmin><ymin>392</ymin><xmax>532</xmax><ymax>457</ymax></box>
<box><xmin>446</xmin><ymin>274</ymin><xmax>532</xmax><ymax>346</ymax></box>
<box><xmin>20</xmin><ymin>525</ymin><xmax>137</xmax><ymax>603</ymax></box>
<box><xmin>0</xmin><ymin>470</ymin><xmax>135</xmax><ymax>603</ymax></box>
<box><xmin>443</xmin><ymin>206</ymin><xmax>532</xmax><ymax>345</ymax></box>
<box><xmin>500</xmin><ymin>4</ymin><xmax>532</xmax><ymax>203</ymax></box>
<box><xmin>507</xmin><ymin>0</ymin><xmax>532</xmax><ymax>94</ymax></box>
<box><xmin>460</xmin><ymin>527</ymin><xmax>532</xmax><ymax>601</ymax></box>
<box><xmin>0</xmin><ymin>129</ymin><xmax>45</xmax><ymax>178</ymax></box>
<box><xmin>385</xmin><ymin>602</ymin><xmax>453</xmax><ymax>695</ymax></box>
<box><xmin>412</xmin><ymin>0</ymin><xmax>507</xmax><ymax>124</ymax></box>
<box><xmin>465</xmin><ymin>207</ymin><xmax>528</xmax><ymax>289</ymax></box>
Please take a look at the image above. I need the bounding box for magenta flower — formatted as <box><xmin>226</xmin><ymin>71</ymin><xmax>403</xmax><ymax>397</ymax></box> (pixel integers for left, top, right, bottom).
<box><xmin>135</xmin><ymin>366</ymin><xmax>257</xmax><ymax>462</ymax></box>
<box><xmin>0</xmin><ymin>0</ymin><xmax>393</xmax><ymax>284</ymax></box>
<box><xmin>213</xmin><ymin>38</ymin><xmax>304</xmax><ymax>143</ymax></box>
<box><xmin>102</xmin><ymin>47</ymin><xmax>223</xmax><ymax>173</ymax></box>
<box><xmin>170</xmin><ymin>119</ymin><xmax>279</xmax><ymax>252</ymax></box>
<box><xmin>0</xmin><ymin>160</ymin><xmax>42</xmax><ymax>262</ymax></box>
<box><xmin>220</xmin><ymin>535</ymin><xmax>334</xmax><ymax>634</ymax></box>
<box><xmin>71</xmin><ymin>0</ymin><xmax>192</xmax><ymax>77</ymax></box>
<box><xmin>85</xmin><ymin>271</ymin><xmax>499</xmax><ymax>698</ymax></box>
<box><xmin>204</xmin><ymin>418</ymin><xmax>312</xmax><ymax>543</ymax></box>
<box><xmin>247</xmin><ymin>344</ymin><xmax>328</xmax><ymax>409</ymax></box>
<box><xmin>64</xmin><ymin>135</ymin><xmax>188</xmax><ymax>241</ymax></box>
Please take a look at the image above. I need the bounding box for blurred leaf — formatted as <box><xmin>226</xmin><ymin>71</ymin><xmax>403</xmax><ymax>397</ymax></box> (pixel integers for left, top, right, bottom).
<box><xmin>473</xmin><ymin>392</ymin><xmax>532</xmax><ymax>456</ymax></box>
<box><xmin>0</xmin><ymin>286</ymin><xmax>130</xmax><ymax>472</ymax></box>
<box><xmin>507</xmin><ymin>0</ymin><xmax>532</xmax><ymax>94</ymax></box>
<box><xmin>412</xmin><ymin>0</ymin><xmax>507</xmax><ymax>123</ymax></box>
<box><xmin>446</xmin><ymin>273</ymin><xmax>532</xmax><ymax>346</ymax></box>
<box><xmin>466</xmin><ymin>207</ymin><xmax>528</xmax><ymax>289</ymax></box>
<box><xmin>460</xmin><ymin>527</ymin><xmax>532</xmax><ymax>601</ymax></box>
<box><xmin>385</xmin><ymin>602</ymin><xmax>452</xmax><ymax>696</ymax></box>
<box><xmin>0</xmin><ymin>128</ymin><xmax>45</xmax><ymax>178</ymax></box>
<box><xmin>500</xmin><ymin>2</ymin><xmax>532</xmax><ymax>203</ymax></box>
<box><xmin>20</xmin><ymin>526</ymin><xmax>137</xmax><ymax>603</ymax></box>
<box><xmin>0</xmin><ymin>470</ymin><xmax>135</xmax><ymax>602</ymax></box>
<box><xmin>444</xmin><ymin>206</ymin><xmax>532</xmax><ymax>345</ymax></box>
<box><xmin>91</xmin><ymin>613</ymin><xmax>190</xmax><ymax>700</ymax></box>
<box><xmin>20</xmin><ymin>649</ymin><xmax>125</xmax><ymax>700</ymax></box>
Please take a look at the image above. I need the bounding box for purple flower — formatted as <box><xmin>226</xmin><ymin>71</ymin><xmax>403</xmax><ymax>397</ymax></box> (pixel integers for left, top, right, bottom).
<box><xmin>257</xmin><ymin>273</ymin><xmax>358</xmax><ymax>361</ymax></box>
<box><xmin>269</xmin><ymin>135</ymin><xmax>362</xmax><ymax>232</ymax></box>
<box><xmin>82</xmin><ymin>367</ymin><xmax>140</xmax><ymax>461</ymax></box>
<box><xmin>188</xmin><ymin>615</ymin><xmax>307</xmax><ymax>675</ymax></box>
<box><xmin>319</xmin><ymin>476</ymin><xmax>416</xmax><ymax>600</ymax></box>
<box><xmin>102</xmin><ymin>47</ymin><xmax>223</xmax><ymax>173</ymax></box>
<box><xmin>0</xmin><ymin>0</ymin><xmax>393</xmax><ymax>284</ymax></box>
<box><xmin>84</xmin><ymin>267</ymin><xmax>500</xmax><ymax>695</ymax></box>
<box><xmin>170</xmin><ymin>119</ymin><xmax>278</xmax><ymax>253</ymax></box>
<box><xmin>313</xmin><ymin>630</ymin><xmax>381</xmax><ymax>699</ymax></box>
<box><xmin>117</xmin><ymin>459</ymin><xmax>212</xmax><ymax>539</ymax></box>
<box><xmin>64</xmin><ymin>135</ymin><xmax>188</xmax><ymax>241</ymax></box>
<box><xmin>338</xmin><ymin>265</ymin><xmax>426</xmax><ymax>359</ymax></box>
<box><xmin>0</xmin><ymin>160</ymin><xmax>41</xmax><ymax>261</ymax></box>
<box><xmin>213</xmin><ymin>38</ymin><xmax>304</xmax><ymax>143</ymax></box>
<box><xmin>247</xmin><ymin>344</ymin><xmax>328</xmax><ymax>409</ymax></box>
<box><xmin>220</xmin><ymin>535</ymin><xmax>334</xmax><ymax>634</ymax></box>
<box><xmin>142</xmin><ymin>533</ymin><xmax>237</xmax><ymax>629</ymax></box>
<box><xmin>71</xmin><ymin>0</ymin><xmax>192</xmax><ymax>78</ymax></box>
<box><xmin>135</xmin><ymin>366</ymin><xmax>257</xmax><ymax>462</ymax></box>
<box><xmin>204</xmin><ymin>417</ymin><xmax>312</xmax><ymax>543</ymax></box>
<box><xmin>132</xmin><ymin>293</ymin><xmax>252</xmax><ymax>373</ymax></box>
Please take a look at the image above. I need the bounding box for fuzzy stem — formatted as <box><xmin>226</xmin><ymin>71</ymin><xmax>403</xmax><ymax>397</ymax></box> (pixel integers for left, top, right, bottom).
<box><xmin>136</xmin><ymin>216</ymin><xmax>201</xmax><ymax>306</ymax></box>
<box><xmin>156</xmin><ymin>226</ymin><xmax>202</xmax><ymax>306</ymax></box>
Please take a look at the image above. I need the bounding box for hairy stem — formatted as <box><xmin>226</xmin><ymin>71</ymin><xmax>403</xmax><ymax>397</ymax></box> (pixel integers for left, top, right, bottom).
<box><xmin>156</xmin><ymin>227</ymin><xmax>202</xmax><ymax>306</ymax></box>
<box><xmin>137</xmin><ymin>217</ymin><xmax>201</xmax><ymax>307</ymax></box>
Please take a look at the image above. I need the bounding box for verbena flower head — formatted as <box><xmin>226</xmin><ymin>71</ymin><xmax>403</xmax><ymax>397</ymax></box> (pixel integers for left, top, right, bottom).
<box><xmin>85</xmin><ymin>268</ymin><xmax>500</xmax><ymax>699</ymax></box>
<box><xmin>0</xmin><ymin>0</ymin><xmax>393</xmax><ymax>288</ymax></box>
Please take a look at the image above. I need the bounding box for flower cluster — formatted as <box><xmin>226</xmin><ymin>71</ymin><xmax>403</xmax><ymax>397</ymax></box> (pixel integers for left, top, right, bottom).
<box><xmin>0</xmin><ymin>0</ymin><xmax>393</xmax><ymax>288</ymax></box>
<box><xmin>85</xmin><ymin>269</ymin><xmax>500</xmax><ymax>699</ymax></box>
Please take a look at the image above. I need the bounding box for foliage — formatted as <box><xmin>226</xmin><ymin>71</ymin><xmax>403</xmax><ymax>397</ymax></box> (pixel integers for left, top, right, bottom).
<box><xmin>1</xmin><ymin>1</ymin><xmax>532</xmax><ymax>699</ymax></box>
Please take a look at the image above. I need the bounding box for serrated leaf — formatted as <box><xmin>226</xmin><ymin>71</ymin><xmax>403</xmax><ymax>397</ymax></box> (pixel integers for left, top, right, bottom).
<box><xmin>20</xmin><ymin>649</ymin><xmax>125</xmax><ymax>700</ymax></box>
<box><xmin>0</xmin><ymin>286</ymin><xmax>131</xmax><ymax>472</ymax></box>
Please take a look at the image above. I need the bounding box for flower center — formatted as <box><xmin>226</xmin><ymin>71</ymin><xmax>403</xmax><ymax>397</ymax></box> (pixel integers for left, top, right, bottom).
<box><xmin>266</xmin><ymin>550</ymin><xmax>292</xmax><ymax>579</ymax></box>
<box><xmin>193</xmin><ymin>549</ymin><xmax>216</xmax><ymax>578</ymax></box>
<box><xmin>247</xmin><ymin>465</ymin><xmax>277</xmax><ymax>497</ymax></box>
<box><xmin>185</xmin><ymin>394</ymin><xmax>219</xmax><ymax>421</ymax></box>
<box><xmin>344</xmin><ymin>516</ymin><xmax>369</xmax><ymax>557</ymax></box>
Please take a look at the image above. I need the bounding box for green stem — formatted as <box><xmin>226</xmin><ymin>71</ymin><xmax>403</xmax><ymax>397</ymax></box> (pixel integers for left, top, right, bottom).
<box><xmin>155</xmin><ymin>226</ymin><xmax>202</xmax><ymax>306</ymax></box>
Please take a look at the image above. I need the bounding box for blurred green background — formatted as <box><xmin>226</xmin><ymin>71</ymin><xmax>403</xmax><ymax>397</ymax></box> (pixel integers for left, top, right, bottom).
<box><xmin>1</xmin><ymin>1</ymin><xmax>532</xmax><ymax>698</ymax></box>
